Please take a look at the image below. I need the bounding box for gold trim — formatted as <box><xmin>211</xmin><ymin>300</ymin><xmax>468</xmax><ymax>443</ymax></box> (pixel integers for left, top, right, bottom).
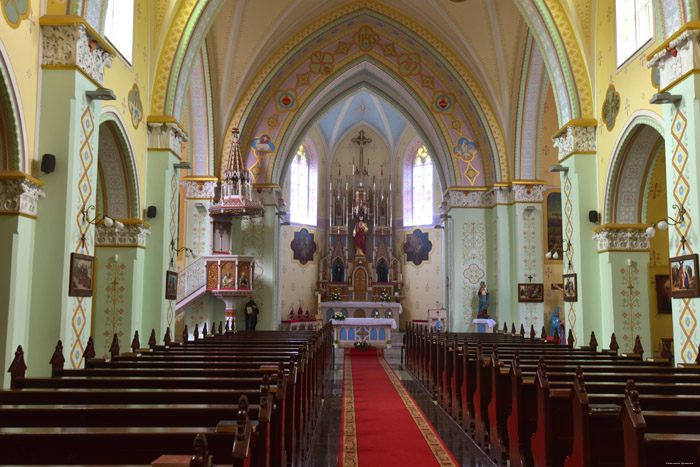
<box><xmin>341</xmin><ymin>351</ymin><xmax>358</xmax><ymax>466</ymax></box>
<box><xmin>378</xmin><ymin>357</ymin><xmax>458</xmax><ymax>466</ymax></box>
<box><xmin>647</xmin><ymin>21</ymin><xmax>700</xmax><ymax>60</ymax></box>
<box><xmin>593</xmin><ymin>223</ymin><xmax>648</xmax><ymax>232</ymax></box>
<box><xmin>597</xmin><ymin>248</ymin><xmax>650</xmax><ymax>254</ymax></box>
<box><xmin>512</xmin><ymin>179</ymin><xmax>547</xmax><ymax>185</ymax></box>
<box><xmin>552</xmin><ymin>118</ymin><xmax>598</xmax><ymax>140</ymax></box>
<box><xmin>39</xmin><ymin>15</ymin><xmax>118</xmax><ymax>57</ymax></box>
<box><xmin>0</xmin><ymin>211</ymin><xmax>38</xmax><ymax>219</ymax></box>
<box><xmin>95</xmin><ymin>244</ymin><xmax>147</xmax><ymax>249</ymax></box>
<box><xmin>660</xmin><ymin>69</ymin><xmax>700</xmax><ymax>93</ymax></box>
<box><xmin>447</xmin><ymin>186</ymin><xmax>489</xmax><ymax>191</ymax></box>
<box><xmin>252</xmin><ymin>183</ymin><xmax>281</xmax><ymax>189</ymax></box>
<box><xmin>182</xmin><ymin>175</ymin><xmax>219</xmax><ymax>181</ymax></box>
<box><xmin>558</xmin><ymin>150</ymin><xmax>596</xmax><ymax>164</ymax></box>
<box><xmin>0</xmin><ymin>170</ymin><xmax>45</xmax><ymax>186</ymax></box>
<box><xmin>147</xmin><ymin>147</ymin><xmax>182</xmax><ymax>161</ymax></box>
<box><xmin>41</xmin><ymin>64</ymin><xmax>102</xmax><ymax>88</ymax></box>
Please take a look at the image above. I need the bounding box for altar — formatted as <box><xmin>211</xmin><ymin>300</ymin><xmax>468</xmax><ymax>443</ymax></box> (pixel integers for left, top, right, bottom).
<box><xmin>321</xmin><ymin>301</ymin><xmax>402</xmax><ymax>321</ymax></box>
<box><xmin>331</xmin><ymin>317</ymin><xmax>397</xmax><ymax>348</ymax></box>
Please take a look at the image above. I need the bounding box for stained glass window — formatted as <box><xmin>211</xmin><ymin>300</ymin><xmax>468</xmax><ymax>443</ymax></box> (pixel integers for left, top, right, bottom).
<box><xmin>104</xmin><ymin>0</ymin><xmax>134</xmax><ymax>63</ymax></box>
<box><xmin>616</xmin><ymin>0</ymin><xmax>653</xmax><ymax>67</ymax></box>
<box><xmin>406</xmin><ymin>146</ymin><xmax>433</xmax><ymax>226</ymax></box>
<box><xmin>290</xmin><ymin>145</ymin><xmax>317</xmax><ymax>225</ymax></box>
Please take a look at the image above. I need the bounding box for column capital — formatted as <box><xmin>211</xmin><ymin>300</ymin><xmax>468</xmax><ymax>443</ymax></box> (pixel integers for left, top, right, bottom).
<box><xmin>0</xmin><ymin>176</ymin><xmax>45</xmax><ymax>217</ymax></box>
<box><xmin>647</xmin><ymin>29</ymin><xmax>700</xmax><ymax>90</ymax></box>
<box><xmin>41</xmin><ymin>23</ymin><xmax>114</xmax><ymax>85</ymax></box>
<box><xmin>513</xmin><ymin>184</ymin><xmax>546</xmax><ymax>203</ymax></box>
<box><xmin>96</xmin><ymin>222</ymin><xmax>151</xmax><ymax>248</ymax></box>
<box><xmin>553</xmin><ymin>123</ymin><xmax>596</xmax><ymax>160</ymax></box>
<box><xmin>180</xmin><ymin>178</ymin><xmax>218</xmax><ymax>200</ymax></box>
<box><xmin>593</xmin><ymin>227</ymin><xmax>650</xmax><ymax>252</ymax></box>
<box><xmin>147</xmin><ymin>122</ymin><xmax>188</xmax><ymax>158</ymax></box>
<box><xmin>251</xmin><ymin>184</ymin><xmax>282</xmax><ymax>206</ymax></box>
<box><xmin>444</xmin><ymin>189</ymin><xmax>494</xmax><ymax>209</ymax></box>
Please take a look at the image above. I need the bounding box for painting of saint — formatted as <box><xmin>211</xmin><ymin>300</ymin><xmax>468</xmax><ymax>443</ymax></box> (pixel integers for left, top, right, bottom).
<box><xmin>403</xmin><ymin>228</ymin><xmax>433</xmax><ymax>266</ymax></box>
<box><xmin>291</xmin><ymin>228</ymin><xmax>317</xmax><ymax>265</ymax></box>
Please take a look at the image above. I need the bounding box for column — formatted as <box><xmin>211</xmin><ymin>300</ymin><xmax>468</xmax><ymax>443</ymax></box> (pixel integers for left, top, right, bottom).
<box><xmin>490</xmin><ymin>187</ymin><xmax>516</xmax><ymax>327</ymax></box>
<box><xmin>648</xmin><ymin>30</ymin><xmax>700</xmax><ymax>363</ymax></box>
<box><xmin>142</xmin><ymin>122</ymin><xmax>187</xmax><ymax>339</ymax></box>
<box><xmin>27</xmin><ymin>23</ymin><xmax>113</xmax><ymax>373</ymax></box>
<box><xmin>594</xmin><ymin>228</ymin><xmax>652</xmax><ymax>353</ymax></box>
<box><xmin>93</xmin><ymin>221</ymin><xmax>150</xmax><ymax>357</ymax></box>
<box><xmin>552</xmin><ymin>122</ymin><xmax>599</xmax><ymax>347</ymax></box>
<box><xmin>0</xmin><ymin>175</ymin><xmax>44</xmax><ymax>387</ymax></box>
<box><xmin>513</xmin><ymin>183</ymin><xmax>547</xmax><ymax>332</ymax></box>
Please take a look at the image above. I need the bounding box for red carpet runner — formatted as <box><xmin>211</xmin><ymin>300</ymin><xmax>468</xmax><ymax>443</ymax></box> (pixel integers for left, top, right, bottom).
<box><xmin>340</xmin><ymin>348</ymin><xmax>458</xmax><ymax>466</ymax></box>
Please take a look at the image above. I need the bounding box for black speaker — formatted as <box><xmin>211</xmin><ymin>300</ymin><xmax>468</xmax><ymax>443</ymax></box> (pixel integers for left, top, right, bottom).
<box><xmin>588</xmin><ymin>210</ymin><xmax>599</xmax><ymax>223</ymax></box>
<box><xmin>41</xmin><ymin>154</ymin><xmax>56</xmax><ymax>174</ymax></box>
<box><xmin>147</xmin><ymin>206</ymin><xmax>157</xmax><ymax>219</ymax></box>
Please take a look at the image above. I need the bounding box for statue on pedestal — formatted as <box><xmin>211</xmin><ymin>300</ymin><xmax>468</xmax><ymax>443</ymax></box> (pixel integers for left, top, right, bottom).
<box><xmin>477</xmin><ymin>281</ymin><xmax>489</xmax><ymax>318</ymax></box>
<box><xmin>353</xmin><ymin>215</ymin><xmax>368</xmax><ymax>256</ymax></box>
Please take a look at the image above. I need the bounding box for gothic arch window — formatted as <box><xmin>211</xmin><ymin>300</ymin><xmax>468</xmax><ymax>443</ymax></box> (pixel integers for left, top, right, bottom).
<box><xmin>615</xmin><ymin>0</ymin><xmax>653</xmax><ymax>66</ymax></box>
<box><xmin>404</xmin><ymin>145</ymin><xmax>433</xmax><ymax>226</ymax></box>
<box><xmin>290</xmin><ymin>144</ymin><xmax>317</xmax><ymax>225</ymax></box>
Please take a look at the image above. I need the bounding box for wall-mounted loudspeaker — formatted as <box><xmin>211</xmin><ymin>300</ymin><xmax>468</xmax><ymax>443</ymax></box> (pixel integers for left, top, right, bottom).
<box><xmin>147</xmin><ymin>206</ymin><xmax>157</xmax><ymax>219</ymax></box>
<box><xmin>41</xmin><ymin>154</ymin><xmax>56</xmax><ymax>174</ymax></box>
<box><xmin>588</xmin><ymin>210</ymin><xmax>599</xmax><ymax>223</ymax></box>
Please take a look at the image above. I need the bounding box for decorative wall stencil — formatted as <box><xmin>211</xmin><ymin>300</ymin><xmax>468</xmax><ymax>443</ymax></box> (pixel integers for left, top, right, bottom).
<box><xmin>402</xmin><ymin>228</ymin><xmax>432</xmax><ymax>266</ymax></box>
<box><xmin>620</xmin><ymin>264</ymin><xmax>642</xmax><ymax>352</ymax></box>
<box><xmin>2</xmin><ymin>0</ymin><xmax>29</xmax><ymax>28</ymax></box>
<box><xmin>602</xmin><ymin>84</ymin><xmax>620</xmax><ymax>131</ymax></box>
<box><xmin>353</xmin><ymin>25</ymin><xmax>378</xmax><ymax>50</ymax></box>
<box><xmin>521</xmin><ymin>209</ymin><xmax>539</xmax><ymax>327</ymax></box>
<box><xmin>167</xmin><ymin>172</ymin><xmax>177</xmax><ymax>327</ymax></box>
<box><xmin>97</xmin><ymin>123</ymin><xmax>130</xmax><ymax>219</ymax></box>
<box><xmin>432</xmin><ymin>92</ymin><xmax>454</xmax><ymax>114</ymax></box>
<box><xmin>290</xmin><ymin>228</ymin><xmax>317</xmax><ymax>265</ymax></box>
<box><xmin>275</xmin><ymin>90</ymin><xmax>297</xmax><ymax>112</ymax></box>
<box><xmin>462</xmin><ymin>221</ymin><xmax>486</xmax><ymax>325</ymax></box>
<box><xmin>397</xmin><ymin>53</ymin><xmax>421</xmax><ymax>76</ymax></box>
<box><xmin>251</xmin><ymin>134</ymin><xmax>275</xmax><ymax>156</ymax></box>
<box><xmin>452</xmin><ymin>137</ymin><xmax>479</xmax><ymax>186</ymax></box>
<box><xmin>102</xmin><ymin>261</ymin><xmax>126</xmax><ymax>356</ymax></box>
<box><xmin>309</xmin><ymin>51</ymin><xmax>334</xmax><ymax>75</ymax></box>
<box><xmin>563</xmin><ymin>175</ymin><xmax>577</xmax><ymax>345</ymax></box>
<box><xmin>669</xmin><ymin>108</ymin><xmax>697</xmax><ymax>363</ymax></box>
<box><xmin>128</xmin><ymin>84</ymin><xmax>143</xmax><ymax>129</ymax></box>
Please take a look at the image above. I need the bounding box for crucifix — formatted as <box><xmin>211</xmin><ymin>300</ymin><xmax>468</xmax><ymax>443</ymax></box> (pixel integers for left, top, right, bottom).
<box><xmin>352</xmin><ymin>130</ymin><xmax>372</xmax><ymax>182</ymax></box>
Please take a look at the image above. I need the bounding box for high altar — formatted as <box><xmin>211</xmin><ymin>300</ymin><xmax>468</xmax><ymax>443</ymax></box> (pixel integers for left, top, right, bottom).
<box><xmin>317</xmin><ymin>131</ymin><xmax>403</xmax><ymax>346</ymax></box>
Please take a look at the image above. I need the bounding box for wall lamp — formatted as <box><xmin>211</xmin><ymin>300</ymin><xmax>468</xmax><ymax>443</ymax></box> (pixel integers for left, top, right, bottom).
<box><xmin>173</xmin><ymin>161</ymin><xmax>192</xmax><ymax>170</ymax></box>
<box><xmin>646</xmin><ymin>204</ymin><xmax>687</xmax><ymax>247</ymax></box>
<box><xmin>85</xmin><ymin>88</ymin><xmax>116</xmax><ymax>101</ymax></box>
<box><xmin>524</xmin><ymin>206</ymin><xmax>536</xmax><ymax>213</ymax></box>
<box><xmin>549</xmin><ymin>164</ymin><xmax>569</xmax><ymax>173</ymax></box>
<box><xmin>170</xmin><ymin>239</ymin><xmax>196</xmax><ymax>258</ymax></box>
<box><xmin>649</xmin><ymin>92</ymin><xmax>682</xmax><ymax>105</ymax></box>
<box><xmin>545</xmin><ymin>239</ymin><xmax>571</xmax><ymax>260</ymax></box>
<box><xmin>79</xmin><ymin>205</ymin><xmax>123</xmax><ymax>250</ymax></box>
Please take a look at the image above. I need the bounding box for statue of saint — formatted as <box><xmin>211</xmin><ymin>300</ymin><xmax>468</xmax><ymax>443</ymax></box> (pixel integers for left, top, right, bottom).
<box><xmin>239</xmin><ymin>271</ymin><xmax>249</xmax><ymax>288</ymax></box>
<box><xmin>221</xmin><ymin>272</ymin><xmax>234</xmax><ymax>288</ymax></box>
<box><xmin>477</xmin><ymin>281</ymin><xmax>489</xmax><ymax>318</ymax></box>
<box><xmin>353</xmin><ymin>215</ymin><xmax>368</xmax><ymax>256</ymax></box>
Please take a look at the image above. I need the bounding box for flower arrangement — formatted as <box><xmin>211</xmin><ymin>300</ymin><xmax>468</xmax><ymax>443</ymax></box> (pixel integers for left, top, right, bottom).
<box><xmin>379</xmin><ymin>288</ymin><xmax>391</xmax><ymax>302</ymax></box>
<box><xmin>330</xmin><ymin>289</ymin><xmax>342</xmax><ymax>301</ymax></box>
<box><xmin>354</xmin><ymin>340</ymin><xmax>373</xmax><ymax>351</ymax></box>
<box><xmin>331</xmin><ymin>311</ymin><xmax>346</xmax><ymax>321</ymax></box>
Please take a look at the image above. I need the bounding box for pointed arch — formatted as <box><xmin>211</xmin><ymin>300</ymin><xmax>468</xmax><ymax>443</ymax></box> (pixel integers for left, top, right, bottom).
<box><xmin>0</xmin><ymin>38</ymin><xmax>28</xmax><ymax>172</ymax></box>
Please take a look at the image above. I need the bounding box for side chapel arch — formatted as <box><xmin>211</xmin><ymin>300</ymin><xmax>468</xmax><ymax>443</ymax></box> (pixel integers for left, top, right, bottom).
<box><xmin>0</xmin><ymin>38</ymin><xmax>28</xmax><ymax>172</ymax></box>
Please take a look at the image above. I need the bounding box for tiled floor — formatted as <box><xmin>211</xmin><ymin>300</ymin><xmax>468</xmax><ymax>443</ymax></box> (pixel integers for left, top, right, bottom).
<box><xmin>306</xmin><ymin>343</ymin><xmax>492</xmax><ymax>466</ymax></box>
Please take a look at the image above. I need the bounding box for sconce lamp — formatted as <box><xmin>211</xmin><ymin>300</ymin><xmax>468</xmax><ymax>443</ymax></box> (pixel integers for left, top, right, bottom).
<box><xmin>85</xmin><ymin>88</ymin><xmax>116</xmax><ymax>101</ymax></box>
<box><xmin>646</xmin><ymin>203</ymin><xmax>687</xmax><ymax>247</ymax></box>
<box><xmin>170</xmin><ymin>239</ymin><xmax>196</xmax><ymax>259</ymax></box>
<box><xmin>549</xmin><ymin>164</ymin><xmax>569</xmax><ymax>173</ymax></box>
<box><xmin>524</xmin><ymin>206</ymin><xmax>536</xmax><ymax>213</ymax></box>
<box><xmin>649</xmin><ymin>92</ymin><xmax>682</xmax><ymax>105</ymax></box>
<box><xmin>173</xmin><ymin>161</ymin><xmax>192</xmax><ymax>170</ymax></box>
<box><xmin>79</xmin><ymin>205</ymin><xmax>123</xmax><ymax>250</ymax></box>
<box><xmin>545</xmin><ymin>239</ymin><xmax>572</xmax><ymax>260</ymax></box>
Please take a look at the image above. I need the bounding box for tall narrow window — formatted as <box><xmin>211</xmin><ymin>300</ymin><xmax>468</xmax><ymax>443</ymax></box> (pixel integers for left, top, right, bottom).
<box><xmin>410</xmin><ymin>146</ymin><xmax>433</xmax><ymax>226</ymax></box>
<box><xmin>616</xmin><ymin>0</ymin><xmax>653</xmax><ymax>66</ymax></box>
<box><xmin>104</xmin><ymin>0</ymin><xmax>134</xmax><ymax>63</ymax></box>
<box><xmin>290</xmin><ymin>145</ymin><xmax>317</xmax><ymax>225</ymax></box>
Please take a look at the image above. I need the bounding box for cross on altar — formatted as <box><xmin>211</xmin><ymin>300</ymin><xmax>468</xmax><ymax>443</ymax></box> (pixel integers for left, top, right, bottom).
<box><xmin>357</xmin><ymin>327</ymin><xmax>369</xmax><ymax>340</ymax></box>
<box><xmin>352</xmin><ymin>130</ymin><xmax>372</xmax><ymax>171</ymax></box>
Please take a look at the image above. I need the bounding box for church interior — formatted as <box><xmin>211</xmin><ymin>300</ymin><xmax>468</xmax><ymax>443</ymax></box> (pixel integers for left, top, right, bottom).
<box><xmin>1</xmin><ymin>0</ymin><xmax>700</xmax><ymax>465</ymax></box>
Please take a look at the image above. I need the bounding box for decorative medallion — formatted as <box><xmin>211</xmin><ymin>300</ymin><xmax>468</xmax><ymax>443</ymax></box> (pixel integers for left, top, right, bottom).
<box><xmin>290</xmin><ymin>228</ymin><xmax>316</xmax><ymax>265</ymax></box>
<box><xmin>602</xmin><ymin>84</ymin><xmax>620</xmax><ymax>131</ymax></box>
<box><xmin>309</xmin><ymin>51</ymin><xmax>334</xmax><ymax>75</ymax></box>
<box><xmin>128</xmin><ymin>84</ymin><xmax>143</xmax><ymax>129</ymax></box>
<box><xmin>397</xmin><ymin>53</ymin><xmax>421</xmax><ymax>76</ymax></box>
<box><xmin>433</xmin><ymin>92</ymin><xmax>455</xmax><ymax>114</ymax></box>
<box><xmin>296</xmin><ymin>72</ymin><xmax>310</xmax><ymax>86</ymax></box>
<box><xmin>403</xmin><ymin>229</ymin><xmax>432</xmax><ymax>266</ymax></box>
<box><xmin>266</xmin><ymin>114</ymin><xmax>279</xmax><ymax>130</ymax></box>
<box><xmin>251</xmin><ymin>133</ymin><xmax>275</xmax><ymax>157</ymax></box>
<box><xmin>2</xmin><ymin>0</ymin><xmax>29</xmax><ymax>28</ymax></box>
<box><xmin>275</xmin><ymin>90</ymin><xmax>297</xmax><ymax>112</ymax></box>
<box><xmin>452</xmin><ymin>136</ymin><xmax>477</xmax><ymax>162</ymax></box>
<box><xmin>353</xmin><ymin>25</ymin><xmax>378</xmax><ymax>51</ymax></box>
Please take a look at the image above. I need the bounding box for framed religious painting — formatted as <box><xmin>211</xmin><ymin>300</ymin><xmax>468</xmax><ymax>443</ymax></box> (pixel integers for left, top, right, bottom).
<box><xmin>165</xmin><ymin>271</ymin><xmax>178</xmax><ymax>300</ymax></box>
<box><xmin>68</xmin><ymin>253</ymin><xmax>95</xmax><ymax>297</ymax></box>
<box><xmin>563</xmin><ymin>273</ymin><xmax>578</xmax><ymax>302</ymax></box>
<box><xmin>517</xmin><ymin>283</ymin><xmax>544</xmax><ymax>303</ymax></box>
<box><xmin>669</xmin><ymin>254</ymin><xmax>700</xmax><ymax>298</ymax></box>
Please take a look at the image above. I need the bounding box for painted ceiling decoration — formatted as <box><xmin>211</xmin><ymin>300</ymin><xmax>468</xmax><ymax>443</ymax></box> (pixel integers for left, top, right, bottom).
<box><xmin>221</xmin><ymin>5</ymin><xmax>504</xmax><ymax>188</ymax></box>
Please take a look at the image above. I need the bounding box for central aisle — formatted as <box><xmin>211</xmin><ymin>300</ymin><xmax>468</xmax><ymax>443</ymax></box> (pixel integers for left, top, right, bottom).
<box><xmin>340</xmin><ymin>348</ymin><xmax>458</xmax><ymax>466</ymax></box>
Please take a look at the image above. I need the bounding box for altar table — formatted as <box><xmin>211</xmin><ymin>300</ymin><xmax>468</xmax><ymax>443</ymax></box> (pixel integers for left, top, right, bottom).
<box><xmin>321</xmin><ymin>301</ymin><xmax>402</xmax><ymax>321</ymax></box>
<box><xmin>331</xmin><ymin>317</ymin><xmax>397</xmax><ymax>348</ymax></box>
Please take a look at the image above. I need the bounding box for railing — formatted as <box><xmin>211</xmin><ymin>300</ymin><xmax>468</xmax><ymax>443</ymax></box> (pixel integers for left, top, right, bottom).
<box><xmin>177</xmin><ymin>256</ymin><xmax>206</xmax><ymax>302</ymax></box>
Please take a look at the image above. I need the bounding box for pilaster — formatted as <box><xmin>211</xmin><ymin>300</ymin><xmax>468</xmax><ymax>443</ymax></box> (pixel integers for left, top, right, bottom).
<box><xmin>553</xmin><ymin>123</ymin><xmax>598</xmax><ymax>347</ymax></box>
<box><xmin>93</xmin><ymin>222</ymin><xmax>150</xmax><ymax>357</ymax></box>
<box><xmin>593</xmin><ymin>227</ymin><xmax>652</xmax><ymax>353</ymax></box>
<box><xmin>649</xmin><ymin>32</ymin><xmax>700</xmax><ymax>362</ymax></box>
<box><xmin>491</xmin><ymin>188</ymin><xmax>516</xmax><ymax>328</ymax></box>
<box><xmin>0</xmin><ymin>174</ymin><xmax>44</xmax><ymax>387</ymax></box>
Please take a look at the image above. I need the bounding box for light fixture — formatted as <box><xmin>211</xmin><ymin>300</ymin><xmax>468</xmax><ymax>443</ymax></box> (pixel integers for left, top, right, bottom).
<box><xmin>649</xmin><ymin>92</ymin><xmax>682</xmax><ymax>105</ymax></box>
<box><xmin>79</xmin><ymin>205</ymin><xmax>123</xmax><ymax>249</ymax></box>
<box><xmin>545</xmin><ymin>240</ymin><xmax>571</xmax><ymax>260</ymax></box>
<box><xmin>524</xmin><ymin>206</ymin><xmax>536</xmax><ymax>212</ymax></box>
<box><xmin>85</xmin><ymin>88</ymin><xmax>116</xmax><ymax>101</ymax></box>
<box><xmin>194</xmin><ymin>202</ymin><xmax>206</xmax><ymax>212</ymax></box>
<box><xmin>280</xmin><ymin>221</ymin><xmax>291</xmax><ymax>226</ymax></box>
<box><xmin>434</xmin><ymin>225</ymin><xmax>445</xmax><ymax>229</ymax></box>
<box><xmin>549</xmin><ymin>164</ymin><xmax>569</xmax><ymax>173</ymax></box>
<box><xmin>646</xmin><ymin>204</ymin><xmax>686</xmax><ymax>245</ymax></box>
<box><xmin>173</xmin><ymin>161</ymin><xmax>192</xmax><ymax>170</ymax></box>
<box><xmin>169</xmin><ymin>239</ymin><xmax>196</xmax><ymax>270</ymax></box>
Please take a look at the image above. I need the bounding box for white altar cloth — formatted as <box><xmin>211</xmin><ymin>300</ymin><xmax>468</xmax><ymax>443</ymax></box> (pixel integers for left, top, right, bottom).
<box><xmin>321</xmin><ymin>301</ymin><xmax>402</xmax><ymax>320</ymax></box>
<box><xmin>331</xmin><ymin>318</ymin><xmax>397</xmax><ymax>329</ymax></box>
